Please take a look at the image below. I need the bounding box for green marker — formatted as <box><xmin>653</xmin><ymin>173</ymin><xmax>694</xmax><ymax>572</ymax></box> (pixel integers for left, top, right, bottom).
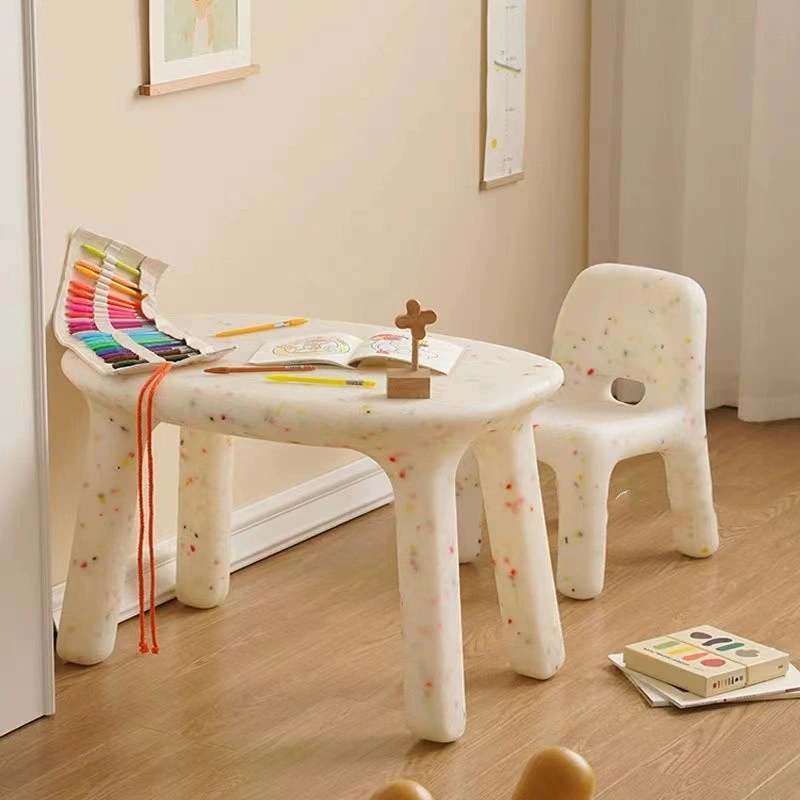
<box><xmin>82</xmin><ymin>243</ymin><xmax>140</xmax><ymax>277</ymax></box>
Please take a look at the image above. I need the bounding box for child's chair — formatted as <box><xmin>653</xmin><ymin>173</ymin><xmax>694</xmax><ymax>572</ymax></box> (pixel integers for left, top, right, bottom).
<box><xmin>531</xmin><ymin>263</ymin><xmax>719</xmax><ymax>599</ymax></box>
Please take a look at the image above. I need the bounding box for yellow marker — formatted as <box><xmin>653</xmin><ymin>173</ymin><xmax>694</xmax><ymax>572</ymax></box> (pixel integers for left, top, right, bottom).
<box><xmin>214</xmin><ymin>318</ymin><xmax>308</xmax><ymax>338</ymax></box>
<box><xmin>82</xmin><ymin>244</ymin><xmax>140</xmax><ymax>277</ymax></box>
<box><xmin>266</xmin><ymin>374</ymin><xmax>376</xmax><ymax>388</ymax></box>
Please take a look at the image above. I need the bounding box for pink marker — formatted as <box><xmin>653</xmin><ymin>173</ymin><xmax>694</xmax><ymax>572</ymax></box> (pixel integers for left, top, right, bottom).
<box><xmin>66</xmin><ymin>301</ymin><xmax>95</xmax><ymax>313</ymax></box>
<box><xmin>66</xmin><ymin>311</ymin><xmax>143</xmax><ymax>323</ymax></box>
<box><xmin>67</xmin><ymin>303</ymin><xmax>144</xmax><ymax>319</ymax></box>
<box><xmin>66</xmin><ymin>306</ymin><xmax>143</xmax><ymax>318</ymax></box>
<box><xmin>67</xmin><ymin>288</ymin><xmax>139</xmax><ymax>311</ymax></box>
<box><xmin>110</xmin><ymin>320</ymin><xmax>146</xmax><ymax>329</ymax></box>
<box><xmin>68</xmin><ymin>318</ymin><xmax>143</xmax><ymax>330</ymax></box>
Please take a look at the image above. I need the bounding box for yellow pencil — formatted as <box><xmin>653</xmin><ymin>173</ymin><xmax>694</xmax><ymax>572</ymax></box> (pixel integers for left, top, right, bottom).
<box><xmin>214</xmin><ymin>318</ymin><xmax>309</xmax><ymax>338</ymax></box>
<box><xmin>266</xmin><ymin>374</ymin><xmax>376</xmax><ymax>388</ymax></box>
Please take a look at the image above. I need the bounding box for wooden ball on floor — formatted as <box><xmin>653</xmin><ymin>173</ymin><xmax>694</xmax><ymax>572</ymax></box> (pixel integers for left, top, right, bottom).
<box><xmin>370</xmin><ymin>779</ymin><xmax>435</xmax><ymax>800</ymax></box>
<box><xmin>369</xmin><ymin>747</ymin><xmax>594</xmax><ymax>800</ymax></box>
<box><xmin>512</xmin><ymin>747</ymin><xmax>596</xmax><ymax>800</ymax></box>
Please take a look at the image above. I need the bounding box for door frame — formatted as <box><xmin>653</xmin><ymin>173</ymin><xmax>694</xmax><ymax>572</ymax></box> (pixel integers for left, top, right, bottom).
<box><xmin>6</xmin><ymin>0</ymin><xmax>56</xmax><ymax>725</ymax></box>
<box><xmin>25</xmin><ymin>0</ymin><xmax>56</xmax><ymax>716</ymax></box>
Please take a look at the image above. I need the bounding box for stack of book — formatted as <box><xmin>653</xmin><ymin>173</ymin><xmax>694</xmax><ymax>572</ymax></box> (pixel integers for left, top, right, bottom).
<box><xmin>610</xmin><ymin>624</ymin><xmax>800</xmax><ymax>709</ymax></box>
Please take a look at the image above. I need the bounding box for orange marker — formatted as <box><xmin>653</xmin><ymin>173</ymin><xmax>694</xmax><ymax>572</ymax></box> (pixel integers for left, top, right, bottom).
<box><xmin>69</xmin><ymin>279</ymin><xmax>141</xmax><ymax>309</ymax></box>
<box><xmin>75</xmin><ymin>260</ymin><xmax>140</xmax><ymax>291</ymax></box>
<box><xmin>74</xmin><ymin>264</ymin><xmax>144</xmax><ymax>299</ymax></box>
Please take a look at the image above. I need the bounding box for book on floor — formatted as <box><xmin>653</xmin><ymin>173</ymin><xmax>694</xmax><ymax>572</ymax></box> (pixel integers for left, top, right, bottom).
<box><xmin>610</xmin><ymin>623</ymin><xmax>797</xmax><ymax>709</ymax></box>
<box><xmin>609</xmin><ymin>654</ymin><xmax>800</xmax><ymax>709</ymax></box>
<box><xmin>622</xmin><ymin>624</ymin><xmax>790</xmax><ymax>697</ymax></box>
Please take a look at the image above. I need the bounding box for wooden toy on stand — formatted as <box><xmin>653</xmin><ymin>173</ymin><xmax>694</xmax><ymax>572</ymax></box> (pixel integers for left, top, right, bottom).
<box><xmin>370</xmin><ymin>747</ymin><xmax>596</xmax><ymax>800</ymax></box>
<box><xmin>386</xmin><ymin>299</ymin><xmax>438</xmax><ymax>399</ymax></box>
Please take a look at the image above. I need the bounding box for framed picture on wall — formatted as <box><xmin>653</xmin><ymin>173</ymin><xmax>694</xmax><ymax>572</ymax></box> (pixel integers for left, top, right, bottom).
<box><xmin>141</xmin><ymin>0</ymin><xmax>258</xmax><ymax>96</ymax></box>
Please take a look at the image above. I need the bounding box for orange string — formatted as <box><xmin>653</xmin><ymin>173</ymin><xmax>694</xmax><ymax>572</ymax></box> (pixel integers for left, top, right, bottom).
<box><xmin>144</xmin><ymin>364</ymin><xmax>171</xmax><ymax>654</ymax></box>
<box><xmin>136</xmin><ymin>369</ymin><xmax>161</xmax><ymax>654</ymax></box>
<box><xmin>135</xmin><ymin>363</ymin><xmax>173</xmax><ymax>655</ymax></box>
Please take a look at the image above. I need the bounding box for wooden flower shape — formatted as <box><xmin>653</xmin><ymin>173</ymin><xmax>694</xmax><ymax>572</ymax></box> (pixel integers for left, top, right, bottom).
<box><xmin>395</xmin><ymin>299</ymin><xmax>437</xmax><ymax>341</ymax></box>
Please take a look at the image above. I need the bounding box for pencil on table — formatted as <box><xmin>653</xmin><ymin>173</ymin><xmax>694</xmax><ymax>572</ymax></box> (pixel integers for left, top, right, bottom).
<box><xmin>266</xmin><ymin>374</ymin><xmax>376</xmax><ymax>388</ymax></box>
<box><xmin>204</xmin><ymin>365</ymin><xmax>317</xmax><ymax>374</ymax></box>
<box><xmin>213</xmin><ymin>318</ymin><xmax>309</xmax><ymax>338</ymax></box>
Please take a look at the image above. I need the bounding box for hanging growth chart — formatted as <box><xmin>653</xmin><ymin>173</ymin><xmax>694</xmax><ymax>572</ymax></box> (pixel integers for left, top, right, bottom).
<box><xmin>482</xmin><ymin>0</ymin><xmax>526</xmax><ymax>189</ymax></box>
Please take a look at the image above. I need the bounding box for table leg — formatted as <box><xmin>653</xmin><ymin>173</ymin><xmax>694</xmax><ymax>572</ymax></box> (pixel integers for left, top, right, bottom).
<box><xmin>386</xmin><ymin>453</ymin><xmax>466</xmax><ymax>743</ymax></box>
<box><xmin>474</xmin><ymin>418</ymin><xmax>565</xmax><ymax>679</ymax></box>
<box><xmin>456</xmin><ymin>447</ymin><xmax>484</xmax><ymax>564</ymax></box>
<box><xmin>56</xmin><ymin>402</ymin><xmax>138</xmax><ymax>665</ymax></box>
<box><xmin>176</xmin><ymin>428</ymin><xmax>234</xmax><ymax>609</ymax></box>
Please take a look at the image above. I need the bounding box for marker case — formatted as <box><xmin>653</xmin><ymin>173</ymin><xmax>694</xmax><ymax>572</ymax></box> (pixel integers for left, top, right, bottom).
<box><xmin>53</xmin><ymin>227</ymin><xmax>233</xmax><ymax>375</ymax></box>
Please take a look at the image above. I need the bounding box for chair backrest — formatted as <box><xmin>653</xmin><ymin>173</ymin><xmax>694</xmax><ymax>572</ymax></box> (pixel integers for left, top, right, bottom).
<box><xmin>550</xmin><ymin>263</ymin><xmax>707</xmax><ymax>409</ymax></box>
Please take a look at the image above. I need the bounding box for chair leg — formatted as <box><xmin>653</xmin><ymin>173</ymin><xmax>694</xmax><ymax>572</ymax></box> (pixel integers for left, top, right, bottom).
<box><xmin>553</xmin><ymin>452</ymin><xmax>614</xmax><ymax>600</ymax></box>
<box><xmin>456</xmin><ymin>447</ymin><xmax>483</xmax><ymax>564</ymax></box>
<box><xmin>662</xmin><ymin>435</ymin><xmax>719</xmax><ymax>558</ymax></box>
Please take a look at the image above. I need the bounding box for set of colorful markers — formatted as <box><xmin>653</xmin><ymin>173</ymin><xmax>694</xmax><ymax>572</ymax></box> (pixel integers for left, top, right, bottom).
<box><xmin>67</xmin><ymin>245</ymin><xmax>200</xmax><ymax>370</ymax></box>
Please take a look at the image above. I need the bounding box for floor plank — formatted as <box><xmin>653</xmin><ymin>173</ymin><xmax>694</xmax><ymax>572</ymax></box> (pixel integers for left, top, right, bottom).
<box><xmin>1</xmin><ymin>408</ymin><xmax>798</xmax><ymax>799</ymax></box>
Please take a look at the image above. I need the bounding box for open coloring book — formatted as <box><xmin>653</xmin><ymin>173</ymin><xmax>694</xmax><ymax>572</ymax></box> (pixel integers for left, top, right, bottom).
<box><xmin>248</xmin><ymin>331</ymin><xmax>463</xmax><ymax>374</ymax></box>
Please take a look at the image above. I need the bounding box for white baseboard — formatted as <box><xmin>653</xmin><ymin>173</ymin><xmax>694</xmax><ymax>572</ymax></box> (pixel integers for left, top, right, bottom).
<box><xmin>52</xmin><ymin>457</ymin><xmax>393</xmax><ymax>628</ymax></box>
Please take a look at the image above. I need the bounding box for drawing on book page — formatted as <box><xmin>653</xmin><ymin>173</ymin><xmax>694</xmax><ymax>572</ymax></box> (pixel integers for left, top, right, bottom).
<box><xmin>273</xmin><ymin>335</ymin><xmax>352</xmax><ymax>357</ymax></box>
<box><xmin>368</xmin><ymin>333</ymin><xmax>433</xmax><ymax>357</ymax></box>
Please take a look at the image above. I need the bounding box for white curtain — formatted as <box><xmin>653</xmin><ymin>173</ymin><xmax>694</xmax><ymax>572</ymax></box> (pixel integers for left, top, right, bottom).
<box><xmin>588</xmin><ymin>0</ymin><xmax>800</xmax><ymax>422</ymax></box>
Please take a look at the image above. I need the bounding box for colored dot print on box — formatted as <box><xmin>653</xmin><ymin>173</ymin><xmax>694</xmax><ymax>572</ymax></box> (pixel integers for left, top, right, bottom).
<box><xmin>712</xmin><ymin>675</ymin><xmax>745</xmax><ymax>690</ymax></box>
<box><xmin>625</xmin><ymin>627</ymin><xmax>786</xmax><ymax>697</ymax></box>
<box><xmin>651</xmin><ymin>639</ymin><xmax>732</xmax><ymax>669</ymax></box>
<box><xmin>670</xmin><ymin>625</ymin><xmax>791</xmax><ymax>688</ymax></box>
<box><xmin>689</xmin><ymin>630</ymin><xmax>755</xmax><ymax>657</ymax></box>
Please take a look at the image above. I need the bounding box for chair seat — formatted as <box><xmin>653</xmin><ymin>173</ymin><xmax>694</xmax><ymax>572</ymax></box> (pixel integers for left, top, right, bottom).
<box><xmin>532</xmin><ymin>395</ymin><xmax>687</xmax><ymax>462</ymax></box>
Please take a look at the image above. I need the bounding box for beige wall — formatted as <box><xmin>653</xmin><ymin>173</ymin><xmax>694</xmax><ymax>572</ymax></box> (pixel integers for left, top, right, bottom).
<box><xmin>40</xmin><ymin>0</ymin><xmax>589</xmax><ymax>584</ymax></box>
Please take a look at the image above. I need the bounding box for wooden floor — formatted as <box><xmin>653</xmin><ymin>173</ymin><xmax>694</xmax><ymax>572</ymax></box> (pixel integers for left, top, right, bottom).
<box><xmin>2</xmin><ymin>408</ymin><xmax>800</xmax><ymax>799</ymax></box>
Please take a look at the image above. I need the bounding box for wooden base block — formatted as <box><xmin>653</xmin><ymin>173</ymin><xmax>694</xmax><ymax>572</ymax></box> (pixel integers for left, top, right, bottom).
<box><xmin>386</xmin><ymin>368</ymin><xmax>431</xmax><ymax>399</ymax></box>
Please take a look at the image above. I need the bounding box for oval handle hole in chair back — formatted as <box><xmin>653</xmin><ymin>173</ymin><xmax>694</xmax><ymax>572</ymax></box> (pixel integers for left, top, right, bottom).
<box><xmin>611</xmin><ymin>377</ymin><xmax>645</xmax><ymax>405</ymax></box>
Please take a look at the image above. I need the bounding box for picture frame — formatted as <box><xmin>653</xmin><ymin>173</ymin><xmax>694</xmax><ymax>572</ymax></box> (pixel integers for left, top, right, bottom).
<box><xmin>142</xmin><ymin>0</ymin><xmax>257</xmax><ymax>96</ymax></box>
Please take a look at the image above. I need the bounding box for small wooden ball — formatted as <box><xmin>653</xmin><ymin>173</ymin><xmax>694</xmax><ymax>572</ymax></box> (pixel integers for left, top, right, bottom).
<box><xmin>370</xmin><ymin>779</ymin><xmax>436</xmax><ymax>800</ymax></box>
<box><xmin>512</xmin><ymin>747</ymin><xmax>596</xmax><ymax>800</ymax></box>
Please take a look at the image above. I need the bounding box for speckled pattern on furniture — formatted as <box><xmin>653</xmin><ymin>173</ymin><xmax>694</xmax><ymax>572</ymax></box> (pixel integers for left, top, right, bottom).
<box><xmin>56</xmin><ymin>314</ymin><xmax>565</xmax><ymax>743</ymax></box>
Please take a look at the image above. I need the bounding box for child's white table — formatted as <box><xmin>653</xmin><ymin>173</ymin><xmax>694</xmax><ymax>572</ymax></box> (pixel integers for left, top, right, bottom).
<box><xmin>56</xmin><ymin>315</ymin><xmax>565</xmax><ymax>743</ymax></box>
